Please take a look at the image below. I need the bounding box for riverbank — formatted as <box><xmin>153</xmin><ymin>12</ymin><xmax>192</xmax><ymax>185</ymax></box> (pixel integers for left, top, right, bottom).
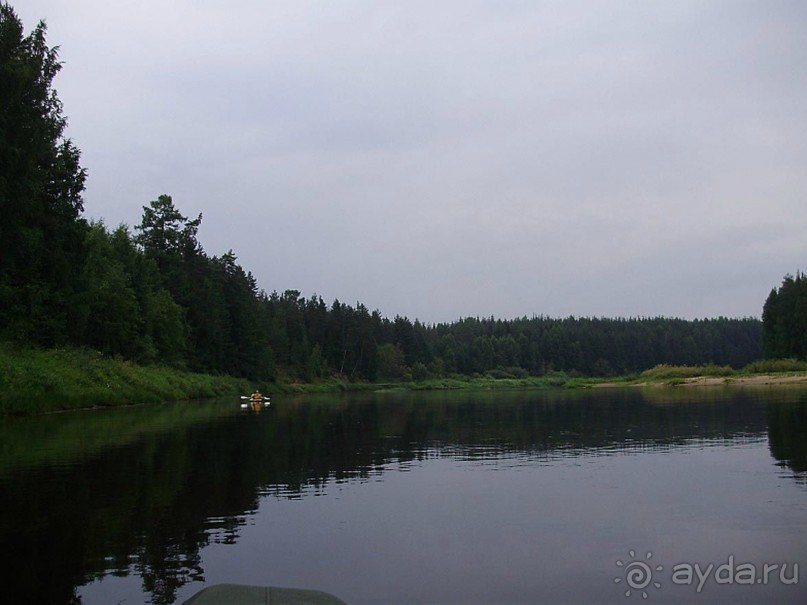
<box><xmin>1</xmin><ymin>345</ymin><xmax>575</xmax><ymax>415</ymax></box>
<box><xmin>3</xmin><ymin>345</ymin><xmax>806</xmax><ymax>415</ymax></box>
<box><xmin>0</xmin><ymin>344</ymin><xmax>254</xmax><ymax>415</ymax></box>
<box><xmin>593</xmin><ymin>374</ymin><xmax>807</xmax><ymax>388</ymax></box>
<box><xmin>591</xmin><ymin>361</ymin><xmax>807</xmax><ymax>388</ymax></box>
<box><xmin>277</xmin><ymin>363</ymin><xmax>807</xmax><ymax>393</ymax></box>
<box><xmin>275</xmin><ymin>373</ymin><xmax>577</xmax><ymax>394</ymax></box>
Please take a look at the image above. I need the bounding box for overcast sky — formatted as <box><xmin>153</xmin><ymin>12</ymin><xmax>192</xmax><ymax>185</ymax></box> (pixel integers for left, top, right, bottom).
<box><xmin>16</xmin><ymin>1</ymin><xmax>807</xmax><ymax>323</ymax></box>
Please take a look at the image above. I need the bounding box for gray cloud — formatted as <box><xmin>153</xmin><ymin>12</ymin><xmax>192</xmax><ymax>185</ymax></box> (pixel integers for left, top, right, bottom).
<box><xmin>17</xmin><ymin>0</ymin><xmax>807</xmax><ymax>322</ymax></box>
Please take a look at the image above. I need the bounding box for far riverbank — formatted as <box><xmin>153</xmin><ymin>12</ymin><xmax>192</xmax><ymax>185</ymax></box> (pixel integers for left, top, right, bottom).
<box><xmin>2</xmin><ymin>344</ymin><xmax>806</xmax><ymax>415</ymax></box>
<box><xmin>594</xmin><ymin>373</ymin><xmax>807</xmax><ymax>388</ymax></box>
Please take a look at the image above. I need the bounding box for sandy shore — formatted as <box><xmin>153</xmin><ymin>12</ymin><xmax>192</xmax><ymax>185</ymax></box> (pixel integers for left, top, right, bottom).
<box><xmin>595</xmin><ymin>374</ymin><xmax>807</xmax><ymax>388</ymax></box>
<box><xmin>683</xmin><ymin>374</ymin><xmax>807</xmax><ymax>387</ymax></box>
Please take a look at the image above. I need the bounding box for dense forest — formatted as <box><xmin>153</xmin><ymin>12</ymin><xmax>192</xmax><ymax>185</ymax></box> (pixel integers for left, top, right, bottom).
<box><xmin>0</xmin><ymin>5</ymin><xmax>778</xmax><ymax>385</ymax></box>
<box><xmin>762</xmin><ymin>273</ymin><xmax>807</xmax><ymax>360</ymax></box>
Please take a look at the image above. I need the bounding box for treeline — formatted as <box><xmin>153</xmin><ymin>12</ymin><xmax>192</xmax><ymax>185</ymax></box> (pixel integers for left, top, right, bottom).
<box><xmin>67</xmin><ymin>201</ymin><xmax>276</xmax><ymax>380</ymax></box>
<box><xmin>263</xmin><ymin>303</ymin><xmax>762</xmax><ymax>380</ymax></box>
<box><xmin>762</xmin><ymin>272</ymin><xmax>807</xmax><ymax>360</ymax></box>
<box><xmin>7</xmin><ymin>185</ymin><xmax>767</xmax><ymax>382</ymax></box>
<box><xmin>0</xmin><ymin>5</ymin><xmax>764</xmax><ymax>383</ymax></box>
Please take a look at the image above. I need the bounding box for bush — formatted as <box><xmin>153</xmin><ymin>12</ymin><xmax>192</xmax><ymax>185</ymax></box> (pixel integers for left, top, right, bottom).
<box><xmin>640</xmin><ymin>364</ymin><xmax>735</xmax><ymax>380</ymax></box>
<box><xmin>0</xmin><ymin>344</ymin><xmax>252</xmax><ymax>415</ymax></box>
<box><xmin>411</xmin><ymin>362</ymin><xmax>430</xmax><ymax>381</ymax></box>
<box><xmin>543</xmin><ymin>371</ymin><xmax>570</xmax><ymax>386</ymax></box>
<box><xmin>743</xmin><ymin>359</ymin><xmax>807</xmax><ymax>373</ymax></box>
<box><xmin>487</xmin><ymin>369</ymin><xmax>516</xmax><ymax>380</ymax></box>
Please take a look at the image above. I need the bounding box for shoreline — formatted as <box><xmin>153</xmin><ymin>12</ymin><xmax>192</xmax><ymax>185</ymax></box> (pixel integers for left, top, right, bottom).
<box><xmin>593</xmin><ymin>373</ymin><xmax>807</xmax><ymax>388</ymax></box>
<box><xmin>3</xmin><ymin>343</ymin><xmax>806</xmax><ymax>415</ymax></box>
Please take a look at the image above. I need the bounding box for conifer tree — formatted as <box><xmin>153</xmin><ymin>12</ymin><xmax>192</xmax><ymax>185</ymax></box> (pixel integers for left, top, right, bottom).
<box><xmin>0</xmin><ymin>4</ymin><xmax>87</xmax><ymax>343</ymax></box>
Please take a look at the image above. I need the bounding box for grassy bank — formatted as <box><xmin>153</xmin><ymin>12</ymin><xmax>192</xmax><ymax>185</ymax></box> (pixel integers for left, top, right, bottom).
<box><xmin>0</xmin><ymin>344</ymin><xmax>254</xmax><ymax>415</ymax></box>
<box><xmin>593</xmin><ymin>360</ymin><xmax>807</xmax><ymax>387</ymax></box>
<box><xmin>281</xmin><ymin>361</ymin><xmax>807</xmax><ymax>394</ymax></box>
<box><xmin>0</xmin><ymin>345</ymin><xmax>579</xmax><ymax>415</ymax></box>
<box><xmin>273</xmin><ymin>372</ymin><xmax>594</xmax><ymax>394</ymax></box>
<box><xmin>3</xmin><ymin>344</ymin><xmax>806</xmax><ymax>415</ymax></box>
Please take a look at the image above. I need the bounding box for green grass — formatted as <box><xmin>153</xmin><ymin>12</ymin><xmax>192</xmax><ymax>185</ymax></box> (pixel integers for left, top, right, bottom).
<box><xmin>375</xmin><ymin>373</ymin><xmax>582</xmax><ymax>392</ymax></box>
<box><xmin>742</xmin><ymin>358</ymin><xmax>807</xmax><ymax>373</ymax></box>
<box><xmin>639</xmin><ymin>363</ymin><xmax>736</xmax><ymax>380</ymax></box>
<box><xmin>254</xmin><ymin>361</ymin><xmax>807</xmax><ymax>395</ymax></box>
<box><xmin>0</xmin><ymin>343</ymin><xmax>253</xmax><ymax>415</ymax></box>
<box><xmin>636</xmin><ymin>361</ymin><xmax>807</xmax><ymax>383</ymax></box>
<box><xmin>4</xmin><ymin>342</ymin><xmax>806</xmax><ymax>415</ymax></box>
<box><xmin>270</xmin><ymin>373</ymin><xmax>579</xmax><ymax>394</ymax></box>
<box><xmin>609</xmin><ymin>361</ymin><xmax>807</xmax><ymax>387</ymax></box>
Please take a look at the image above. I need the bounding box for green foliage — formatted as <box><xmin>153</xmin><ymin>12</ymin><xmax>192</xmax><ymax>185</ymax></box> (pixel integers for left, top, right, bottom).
<box><xmin>742</xmin><ymin>358</ymin><xmax>807</xmax><ymax>373</ymax></box>
<box><xmin>762</xmin><ymin>272</ymin><xmax>807</xmax><ymax>360</ymax></box>
<box><xmin>144</xmin><ymin>288</ymin><xmax>187</xmax><ymax>364</ymax></box>
<box><xmin>78</xmin><ymin>222</ymin><xmax>142</xmax><ymax>356</ymax></box>
<box><xmin>0</xmin><ymin>343</ymin><xmax>252</xmax><ymax>415</ymax></box>
<box><xmin>0</xmin><ymin>4</ymin><xmax>87</xmax><ymax>344</ymax></box>
<box><xmin>640</xmin><ymin>364</ymin><xmax>735</xmax><ymax>380</ymax></box>
<box><xmin>411</xmin><ymin>361</ymin><xmax>430</xmax><ymax>381</ymax></box>
<box><xmin>135</xmin><ymin>194</ymin><xmax>202</xmax><ymax>272</ymax></box>
<box><xmin>543</xmin><ymin>371</ymin><xmax>571</xmax><ymax>386</ymax></box>
<box><xmin>305</xmin><ymin>344</ymin><xmax>324</xmax><ymax>381</ymax></box>
<box><xmin>377</xmin><ymin>343</ymin><xmax>408</xmax><ymax>380</ymax></box>
<box><xmin>486</xmin><ymin>368</ymin><xmax>517</xmax><ymax>380</ymax></box>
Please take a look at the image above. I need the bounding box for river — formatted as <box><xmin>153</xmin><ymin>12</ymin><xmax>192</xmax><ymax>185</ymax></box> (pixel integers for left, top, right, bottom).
<box><xmin>0</xmin><ymin>387</ymin><xmax>805</xmax><ymax>604</ymax></box>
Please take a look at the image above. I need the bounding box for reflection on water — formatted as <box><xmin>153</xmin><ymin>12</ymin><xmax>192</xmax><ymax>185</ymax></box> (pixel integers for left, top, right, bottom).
<box><xmin>768</xmin><ymin>398</ymin><xmax>807</xmax><ymax>477</ymax></box>
<box><xmin>0</xmin><ymin>388</ymin><xmax>805</xmax><ymax>604</ymax></box>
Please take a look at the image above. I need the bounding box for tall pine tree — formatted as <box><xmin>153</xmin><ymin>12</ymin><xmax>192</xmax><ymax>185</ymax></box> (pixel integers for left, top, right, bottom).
<box><xmin>0</xmin><ymin>4</ymin><xmax>87</xmax><ymax>343</ymax></box>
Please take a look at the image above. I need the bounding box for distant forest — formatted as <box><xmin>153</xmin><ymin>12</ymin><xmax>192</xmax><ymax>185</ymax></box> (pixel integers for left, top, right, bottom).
<box><xmin>0</xmin><ymin>5</ymin><xmax>790</xmax><ymax>383</ymax></box>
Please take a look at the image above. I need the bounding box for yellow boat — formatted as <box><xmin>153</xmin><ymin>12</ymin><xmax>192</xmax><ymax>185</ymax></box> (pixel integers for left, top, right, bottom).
<box><xmin>240</xmin><ymin>391</ymin><xmax>271</xmax><ymax>410</ymax></box>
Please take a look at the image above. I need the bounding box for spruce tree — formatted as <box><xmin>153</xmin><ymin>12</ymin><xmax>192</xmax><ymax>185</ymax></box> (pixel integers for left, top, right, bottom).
<box><xmin>0</xmin><ymin>4</ymin><xmax>87</xmax><ymax>343</ymax></box>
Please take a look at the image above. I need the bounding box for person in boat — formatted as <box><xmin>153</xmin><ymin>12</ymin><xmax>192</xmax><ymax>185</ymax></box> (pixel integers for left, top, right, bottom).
<box><xmin>250</xmin><ymin>390</ymin><xmax>263</xmax><ymax>402</ymax></box>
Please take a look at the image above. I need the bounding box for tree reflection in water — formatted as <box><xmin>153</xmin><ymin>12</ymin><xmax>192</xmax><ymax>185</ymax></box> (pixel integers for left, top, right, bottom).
<box><xmin>0</xmin><ymin>388</ymin><xmax>803</xmax><ymax>604</ymax></box>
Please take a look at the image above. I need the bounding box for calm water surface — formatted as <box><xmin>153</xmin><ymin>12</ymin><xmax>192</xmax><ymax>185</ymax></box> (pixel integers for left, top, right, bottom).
<box><xmin>1</xmin><ymin>388</ymin><xmax>805</xmax><ymax>604</ymax></box>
